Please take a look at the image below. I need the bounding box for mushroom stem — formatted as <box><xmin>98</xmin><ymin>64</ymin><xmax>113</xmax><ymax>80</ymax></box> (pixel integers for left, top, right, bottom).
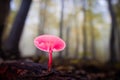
<box><xmin>48</xmin><ymin>49</ymin><xmax>52</xmax><ymax>72</ymax></box>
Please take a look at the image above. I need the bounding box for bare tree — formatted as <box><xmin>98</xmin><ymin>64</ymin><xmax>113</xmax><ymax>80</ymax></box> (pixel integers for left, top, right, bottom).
<box><xmin>108</xmin><ymin>0</ymin><xmax>117</xmax><ymax>64</ymax></box>
<box><xmin>39</xmin><ymin>0</ymin><xmax>48</xmax><ymax>35</ymax></box>
<box><xmin>114</xmin><ymin>0</ymin><xmax>120</xmax><ymax>61</ymax></box>
<box><xmin>3</xmin><ymin>0</ymin><xmax>32</xmax><ymax>59</ymax></box>
<box><xmin>73</xmin><ymin>0</ymin><xmax>80</xmax><ymax>58</ymax></box>
<box><xmin>0</xmin><ymin>0</ymin><xmax>10</xmax><ymax>59</ymax></box>
<box><xmin>58</xmin><ymin>0</ymin><xmax>64</xmax><ymax>58</ymax></box>
<box><xmin>65</xmin><ymin>27</ymin><xmax>70</xmax><ymax>57</ymax></box>
<box><xmin>82</xmin><ymin>0</ymin><xmax>87</xmax><ymax>60</ymax></box>
<box><xmin>89</xmin><ymin>0</ymin><xmax>96</xmax><ymax>59</ymax></box>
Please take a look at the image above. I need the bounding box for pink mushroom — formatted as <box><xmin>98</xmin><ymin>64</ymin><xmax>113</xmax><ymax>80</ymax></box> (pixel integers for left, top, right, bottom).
<box><xmin>34</xmin><ymin>35</ymin><xmax>66</xmax><ymax>71</ymax></box>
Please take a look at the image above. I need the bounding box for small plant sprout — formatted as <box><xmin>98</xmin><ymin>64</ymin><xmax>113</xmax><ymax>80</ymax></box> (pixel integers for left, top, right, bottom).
<box><xmin>34</xmin><ymin>35</ymin><xmax>66</xmax><ymax>71</ymax></box>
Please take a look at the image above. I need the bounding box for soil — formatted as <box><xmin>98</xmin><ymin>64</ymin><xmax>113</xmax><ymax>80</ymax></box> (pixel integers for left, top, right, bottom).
<box><xmin>0</xmin><ymin>60</ymin><xmax>120</xmax><ymax>80</ymax></box>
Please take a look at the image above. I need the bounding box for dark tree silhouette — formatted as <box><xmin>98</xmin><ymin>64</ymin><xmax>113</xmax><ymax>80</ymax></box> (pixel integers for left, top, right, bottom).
<box><xmin>0</xmin><ymin>0</ymin><xmax>10</xmax><ymax>59</ymax></box>
<box><xmin>3</xmin><ymin>0</ymin><xmax>32</xmax><ymax>59</ymax></box>
<box><xmin>108</xmin><ymin>0</ymin><xmax>117</xmax><ymax>63</ymax></box>
<box><xmin>114</xmin><ymin>0</ymin><xmax>120</xmax><ymax>61</ymax></box>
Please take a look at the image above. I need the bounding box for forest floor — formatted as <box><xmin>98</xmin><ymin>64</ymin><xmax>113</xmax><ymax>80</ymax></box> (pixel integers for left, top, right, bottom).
<box><xmin>0</xmin><ymin>58</ymin><xmax>120</xmax><ymax>80</ymax></box>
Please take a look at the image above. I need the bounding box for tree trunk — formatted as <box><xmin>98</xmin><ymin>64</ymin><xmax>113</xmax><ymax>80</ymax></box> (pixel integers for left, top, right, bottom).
<box><xmin>39</xmin><ymin>0</ymin><xmax>48</xmax><ymax>35</ymax></box>
<box><xmin>89</xmin><ymin>0</ymin><xmax>96</xmax><ymax>60</ymax></box>
<box><xmin>82</xmin><ymin>0</ymin><xmax>87</xmax><ymax>60</ymax></box>
<box><xmin>75</xmin><ymin>27</ymin><xmax>80</xmax><ymax>58</ymax></box>
<box><xmin>115</xmin><ymin>1</ymin><xmax>120</xmax><ymax>62</ymax></box>
<box><xmin>117</xmin><ymin>23</ymin><xmax>120</xmax><ymax>61</ymax></box>
<box><xmin>73</xmin><ymin>0</ymin><xmax>80</xmax><ymax>58</ymax></box>
<box><xmin>117</xmin><ymin>1</ymin><xmax>120</xmax><ymax>62</ymax></box>
<box><xmin>3</xmin><ymin>0</ymin><xmax>32</xmax><ymax>59</ymax></box>
<box><xmin>0</xmin><ymin>0</ymin><xmax>10</xmax><ymax>59</ymax></box>
<box><xmin>65</xmin><ymin>27</ymin><xmax>70</xmax><ymax>58</ymax></box>
<box><xmin>108</xmin><ymin>0</ymin><xmax>117</xmax><ymax>64</ymax></box>
<box><xmin>115</xmin><ymin>29</ymin><xmax>120</xmax><ymax>61</ymax></box>
<box><xmin>58</xmin><ymin>0</ymin><xmax>64</xmax><ymax>58</ymax></box>
<box><xmin>90</xmin><ymin>20</ymin><xmax>96</xmax><ymax>60</ymax></box>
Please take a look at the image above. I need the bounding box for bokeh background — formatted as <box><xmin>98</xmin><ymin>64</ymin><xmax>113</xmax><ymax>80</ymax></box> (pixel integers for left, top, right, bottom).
<box><xmin>0</xmin><ymin>0</ymin><xmax>120</xmax><ymax>64</ymax></box>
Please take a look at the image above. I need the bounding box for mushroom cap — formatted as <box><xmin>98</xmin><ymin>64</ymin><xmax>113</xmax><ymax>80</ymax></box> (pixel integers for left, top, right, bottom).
<box><xmin>34</xmin><ymin>35</ymin><xmax>66</xmax><ymax>52</ymax></box>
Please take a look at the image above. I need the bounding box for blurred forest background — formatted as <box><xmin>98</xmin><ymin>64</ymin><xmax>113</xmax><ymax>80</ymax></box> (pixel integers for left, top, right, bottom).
<box><xmin>0</xmin><ymin>0</ymin><xmax>120</xmax><ymax>64</ymax></box>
